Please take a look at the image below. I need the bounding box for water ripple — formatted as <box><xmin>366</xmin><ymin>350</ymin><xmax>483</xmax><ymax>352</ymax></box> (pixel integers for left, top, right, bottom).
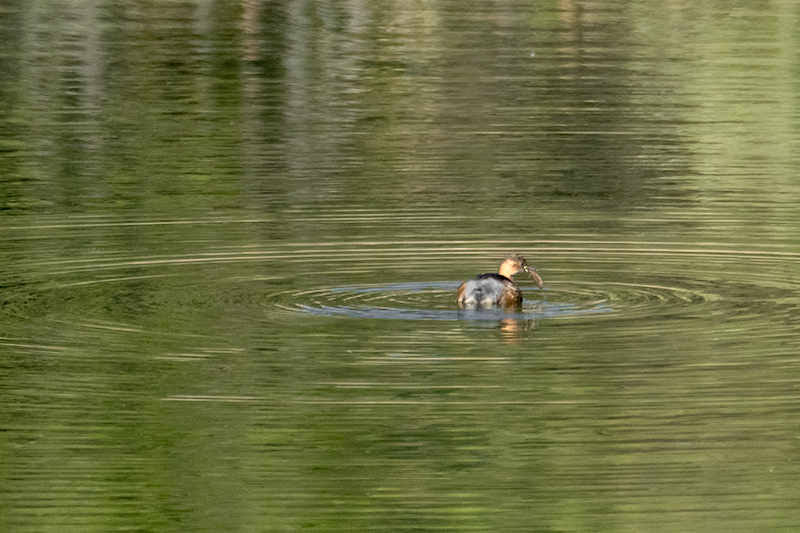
<box><xmin>2</xmin><ymin>235</ymin><xmax>799</xmax><ymax>334</ymax></box>
<box><xmin>268</xmin><ymin>278</ymin><xmax>721</xmax><ymax>322</ymax></box>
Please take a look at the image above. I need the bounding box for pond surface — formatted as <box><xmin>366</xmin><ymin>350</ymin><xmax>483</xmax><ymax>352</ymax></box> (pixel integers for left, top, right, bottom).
<box><xmin>3</xmin><ymin>1</ymin><xmax>800</xmax><ymax>531</ymax></box>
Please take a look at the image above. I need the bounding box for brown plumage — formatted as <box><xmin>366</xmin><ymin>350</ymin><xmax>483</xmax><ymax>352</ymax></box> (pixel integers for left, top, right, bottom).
<box><xmin>457</xmin><ymin>254</ymin><xmax>543</xmax><ymax>309</ymax></box>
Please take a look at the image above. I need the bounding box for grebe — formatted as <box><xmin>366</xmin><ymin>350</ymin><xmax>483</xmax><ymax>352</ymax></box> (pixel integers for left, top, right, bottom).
<box><xmin>457</xmin><ymin>254</ymin><xmax>543</xmax><ymax>309</ymax></box>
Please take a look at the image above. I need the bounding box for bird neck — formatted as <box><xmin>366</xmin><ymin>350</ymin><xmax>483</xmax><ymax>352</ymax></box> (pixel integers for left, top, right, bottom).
<box><xmin>498</xmin><ymin>261</ymin><xmax>519</xmax><ymax>279</ymax></box>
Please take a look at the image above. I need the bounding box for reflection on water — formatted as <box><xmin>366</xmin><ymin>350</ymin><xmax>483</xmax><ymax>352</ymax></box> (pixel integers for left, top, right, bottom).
<box><xmin>3</xmin><ymin>0</ymin><xmax>800</xmax><ymax>531</ymax></box>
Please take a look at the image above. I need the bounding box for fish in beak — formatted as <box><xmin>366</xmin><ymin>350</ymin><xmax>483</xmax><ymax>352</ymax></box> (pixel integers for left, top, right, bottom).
<box><xmin>523</xmin><ymin>265</ymin><xmax>544</xmax><ymax>292</ymax></box>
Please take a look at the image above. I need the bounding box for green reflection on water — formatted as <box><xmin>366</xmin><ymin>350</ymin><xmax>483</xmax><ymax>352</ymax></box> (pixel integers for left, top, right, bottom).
<box><xmin>2</xmin><ymin>1</ymin><xmax>800</xmax><ymax>532</ymax></box>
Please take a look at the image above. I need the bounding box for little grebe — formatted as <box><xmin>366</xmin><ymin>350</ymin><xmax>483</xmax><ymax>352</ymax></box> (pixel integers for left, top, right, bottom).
<box><xmin>457</xmin><ymin>254</ymin><xmax>543</xmax><ymax>309</ymax></box>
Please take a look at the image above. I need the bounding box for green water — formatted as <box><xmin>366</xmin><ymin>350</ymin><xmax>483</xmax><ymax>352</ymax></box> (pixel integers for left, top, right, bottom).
<box><xmin>3</xmin><ymin>1</ymin><xmax>800</xmax><ymax>531</ymax></box>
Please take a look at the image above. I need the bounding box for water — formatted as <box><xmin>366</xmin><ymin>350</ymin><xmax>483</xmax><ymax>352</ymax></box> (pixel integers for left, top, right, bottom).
<box><xmin>3</xmin><ymin>1</ymin><xmax>800</xmax><ymax>531</ymax></box>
